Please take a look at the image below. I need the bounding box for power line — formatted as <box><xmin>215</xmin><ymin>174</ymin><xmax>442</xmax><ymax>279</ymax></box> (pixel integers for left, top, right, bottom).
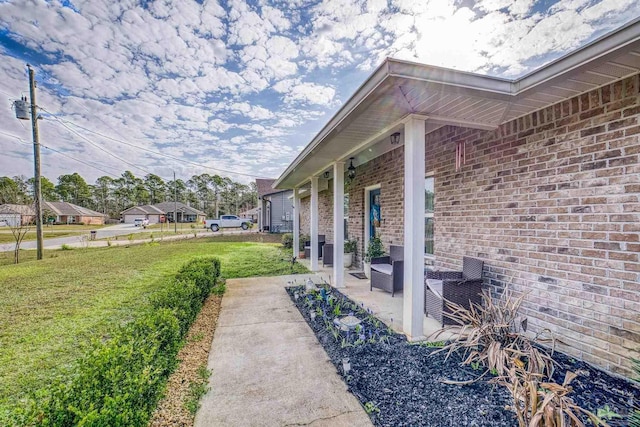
<box><xmin>0</xmin><ymin>130</ymin><xmax>120</xmax><ymax>177</ymax></box>
<box><xmin>43</xmin><ymin>111</ymin><xmax>161</xmax><ymax>177</ymax></box>
<box><xmin>54</xmin><ymin>113</ymin><xmax>270</xmax><ymax>179</ymax></box>
<box><xmin>12</xmin><ymin>66</ymin><xmax>273</xmax><ymax>179</ymax></box>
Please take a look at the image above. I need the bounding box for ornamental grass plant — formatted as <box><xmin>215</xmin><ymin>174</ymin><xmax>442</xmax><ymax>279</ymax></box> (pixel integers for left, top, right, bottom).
<box><xmin>432</xmin><ymin>286</ymin><xmax>614</xmax><ymax>426</ymax></box>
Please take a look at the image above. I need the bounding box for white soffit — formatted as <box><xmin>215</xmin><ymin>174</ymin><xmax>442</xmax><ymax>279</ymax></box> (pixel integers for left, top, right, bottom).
<box><xmin>276</xmin><ymin>18</ymin><xmax>640</xmax><ymax>189</ymax></box>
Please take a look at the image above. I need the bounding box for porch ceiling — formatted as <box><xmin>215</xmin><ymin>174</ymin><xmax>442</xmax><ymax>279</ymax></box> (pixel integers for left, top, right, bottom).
<box><xmin>275</xmin><ymin>18</ymin><xmax>640</xmax><ymax>190</ymax></box>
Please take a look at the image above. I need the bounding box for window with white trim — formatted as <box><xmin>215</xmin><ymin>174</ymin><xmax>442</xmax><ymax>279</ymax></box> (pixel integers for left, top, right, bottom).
<box><xmin>425</xmin><ymin>176</ymin><xmax>435</xmax><ymax>265</ymax></box>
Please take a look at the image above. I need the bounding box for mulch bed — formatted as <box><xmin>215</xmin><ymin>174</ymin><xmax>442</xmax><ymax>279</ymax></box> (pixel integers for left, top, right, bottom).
<box><xmin>149</xmin><ymin>293</ymin><xmax>222</xmax><ymax>426</ymax></box>
<box><xmin>287</xmin><ymin>284</ymin><xmax>640</xmax><ymax>427</ymax></box>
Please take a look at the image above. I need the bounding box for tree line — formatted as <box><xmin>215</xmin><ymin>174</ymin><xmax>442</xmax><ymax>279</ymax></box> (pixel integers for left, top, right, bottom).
<box><xmin>0</xmin><ymin>171</ymin><xmax>258</xmax><ymax>219</ymax></box>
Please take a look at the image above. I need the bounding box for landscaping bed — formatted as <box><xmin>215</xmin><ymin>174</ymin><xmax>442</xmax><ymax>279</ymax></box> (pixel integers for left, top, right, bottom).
<box><xmin>287</xmin><ymin>283</ymin><xmax>639</xmax><ymax>427</ymax></box>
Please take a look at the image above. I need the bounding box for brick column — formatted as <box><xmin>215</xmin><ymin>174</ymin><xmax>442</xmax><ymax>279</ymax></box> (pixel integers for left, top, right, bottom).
<box><xmin>403</xmin><ymin>117</ymin><xmax>426</xmax><ymax>340</ymax></box>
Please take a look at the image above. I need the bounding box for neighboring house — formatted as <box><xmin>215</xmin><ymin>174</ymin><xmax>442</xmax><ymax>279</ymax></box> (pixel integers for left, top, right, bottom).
<box><xmin>274</xmin><ymin>21</ymin><xmax>640</xmax><ymax>377</ymax></box>
<box><xmin>239</xmin><ymin>206</ymin><xmax>259</xmax><ymax>223</ymax></box>
<box><xmin>0</xmin><ymin>204</ymin><xmax>35</xmax><ymax>227</ymax></box>
<box><xmin>42</xmin><ymin>201</ymin><xmax>107</xmax><ymax>225</ymax></box>
<box><xmin>120</xmin><ymin>205</ymin><xmax>165</xmax><ymax>224</ymax></box>
<box><xmin>256</xmin><ymin>178</ymin><xmax>293</xmax><ymax>233</ymax></box>
<box><xmin>153</xmin><ymin>201</ymin><xmax>206</xmax><ymax>223</ymax></box>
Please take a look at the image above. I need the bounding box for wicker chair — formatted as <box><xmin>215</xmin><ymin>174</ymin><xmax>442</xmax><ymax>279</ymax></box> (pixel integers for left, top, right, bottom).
<box><xmin>323</xmin><ymin>243</ymin><xmax>333</xmax><ymax>266</ymax></box>
<box><xmin>304</xmin><ymin>235</ymin><xmax>325</xmax><ymax>259</ymax></box>
<box><xmin>370</xmin><ymin>245</ymin><xmax>404</xmax><ymax>297</ymax></box>
<box><xmin>424</xmin><ymin>257</ymin><xmax>484</xmax><ymax>326</ymax></box>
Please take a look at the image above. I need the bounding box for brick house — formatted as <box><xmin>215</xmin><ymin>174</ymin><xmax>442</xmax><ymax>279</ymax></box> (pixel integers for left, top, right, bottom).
<box><xmin>42</xmin><ymin>201</ymin><xmax>107</xmax><ymax>225</ymax></box>
<box><xmin>274</xmin><ymin>21</ymin><xmax>640</xmax><ymax>376</ymax></box>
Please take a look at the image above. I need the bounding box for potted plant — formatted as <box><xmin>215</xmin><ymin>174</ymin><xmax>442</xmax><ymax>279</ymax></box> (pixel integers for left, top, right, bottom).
<box><xmin>363</xmin><ymin>235</ymin><xmax>384</xmax><ymax>278</ymax></box>
<box><xmin>344</xmin><ymin>239</ymin><xmax>357</xmax><ymax>268</ymax></box>
<box><xmin>298</xmin><ymin>233</ymin><xmax>309</xmax><ymax>258</ymax></box>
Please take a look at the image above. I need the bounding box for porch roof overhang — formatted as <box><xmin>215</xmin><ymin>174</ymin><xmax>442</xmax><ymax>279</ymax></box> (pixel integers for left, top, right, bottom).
<box><xmin>275</xmin><ymin>17</ymin><xmax>640</xmax><ymax>190</ymax></box>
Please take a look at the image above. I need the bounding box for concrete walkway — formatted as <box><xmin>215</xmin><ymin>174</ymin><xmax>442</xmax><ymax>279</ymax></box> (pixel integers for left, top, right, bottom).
<box><xmin>195</xmin><ymin>274</ymin><xmax>372</xmax><ymax>427</ymax></box>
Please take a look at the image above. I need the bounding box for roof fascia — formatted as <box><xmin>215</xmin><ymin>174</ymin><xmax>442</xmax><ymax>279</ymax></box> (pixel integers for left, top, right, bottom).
<box><xmin>515</xmin><ymin>16</ymin><xmax>640</xmax><ymax>94</ymax></box>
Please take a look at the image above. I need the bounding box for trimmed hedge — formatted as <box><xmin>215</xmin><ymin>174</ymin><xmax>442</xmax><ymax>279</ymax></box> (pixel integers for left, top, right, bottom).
<box><xmin>31</xmin><ymin>256</ymin><xmax>222</xmax><ymax>426</ymax></box>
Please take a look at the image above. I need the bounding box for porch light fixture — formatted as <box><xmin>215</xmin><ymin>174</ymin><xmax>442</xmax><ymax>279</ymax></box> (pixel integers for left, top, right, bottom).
<box><xmin>347</xmin><ymin>157</ymin><xmax>356</xmax><ymax>180</ymax></box>
<box><xmin>390</xmin><ymin>132</ymin><xmax>401</xmax><ymax>145</ymax></box>
<box><xmin>323</xmin><ymin>171</ymin><xmax>330</xmax><ymax>179</ymax></box>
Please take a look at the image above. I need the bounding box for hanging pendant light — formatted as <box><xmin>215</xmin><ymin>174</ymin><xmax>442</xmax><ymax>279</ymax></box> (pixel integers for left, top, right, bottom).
<box><xmin>347</xmin><ymin>157</ymin><xmax>356</xmax><ymax>180</ymax></box>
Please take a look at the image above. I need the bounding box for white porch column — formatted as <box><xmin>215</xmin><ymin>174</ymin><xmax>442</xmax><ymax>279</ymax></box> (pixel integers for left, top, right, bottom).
<box><xmin>333</xmin><ymin>162</ymin><xmax>345</xmax><ymax>288</ymax></box>
<box><xmin>403</xmin><ymin>117</ymin><xmax>426</xmax><ymax>340</ymax></box>
<box><xmin>293</xmin><ymin>188</ymin><xmax>300</xmax><ymax>259</ymax></box>
<box><xmin>310</xmin><ymin>176</ymin><xmax>319</xmax><ymax>271</ymax></box>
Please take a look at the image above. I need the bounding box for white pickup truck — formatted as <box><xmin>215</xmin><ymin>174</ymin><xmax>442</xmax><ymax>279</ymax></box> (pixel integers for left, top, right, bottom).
<box><xmin>204</xmin><ymin>215</ymin><xmax>252</xmax><ymax>232</ymax></box>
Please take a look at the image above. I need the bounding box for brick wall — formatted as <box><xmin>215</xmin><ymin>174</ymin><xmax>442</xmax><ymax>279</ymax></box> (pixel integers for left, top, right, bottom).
<box><xmin>343</xmin><ymin>149</ymin><xmax>406</xmax><ymax>265</ymax></box>
<box><xmin>426</xmin><ymin>73</ymin><xmax>640</xmax><ymax>376</ymax></box>
<box><xmin>298</xmin><ymin>188</ymin><xmax>333</xmax><ymax>241</ymax></box>
<box><xmin>297</xmin><ymin>73</ymin><xmax>639</xmax><ymax>375</ymax></box>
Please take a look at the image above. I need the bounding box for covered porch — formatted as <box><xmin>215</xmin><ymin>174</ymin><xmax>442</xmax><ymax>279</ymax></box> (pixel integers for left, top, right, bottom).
<box><xmin>296</xmin><ymin>258</ymin><xmax>454</xmax><ymax>341</ymax></box>
<box><xmin>275</xmin><ymin>20</ymin><xmax>640</xmax><ymax>375</ymax></box>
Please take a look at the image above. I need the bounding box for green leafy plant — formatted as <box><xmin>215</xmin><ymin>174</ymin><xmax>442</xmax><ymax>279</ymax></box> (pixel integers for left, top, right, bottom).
<box><xmin>189</xmin><ymin>332</ymin><xmax>205</xmax><ymax>342</ymax></box>
<box><xmin>281</xmin><ymin>233</ymin><xmax>293</xmax><ymax>249</ymax></box>
<box><xmin>60</xmin><ymin>244</ymin><xmax>73</xmax><ymax>251</ymax></box>
<box><xmin>344</xmin><ymin>239</ymin><xmax>357</xmax><ymax>254</ymax></box>
<box><xmin>332</xmin><ymin>303</ymin><xmax>342</xmax><ymax>317</ymax></box>
<box><xmin>298</xmin><ymin>233</ymin><xmax>309</xmax><ymax>252</ymax></box>
<box><xmin>364</xmin><ymin>401</ymin><xmax>380</xmax><ymax>415</ymax></box>
<box><xmin>185</xmin><ymin>365</ymin><xmax>211</xmax><ymax>415</ymax></box>
<box><xmin>364</xmin><ymin>235</ymin><xmax>384</xmax><ymax>262</ymax></box>
<box><xmin>596</xmin><ymin>405</ymin><xmax>620</xmax><ymax>421</ymax></box>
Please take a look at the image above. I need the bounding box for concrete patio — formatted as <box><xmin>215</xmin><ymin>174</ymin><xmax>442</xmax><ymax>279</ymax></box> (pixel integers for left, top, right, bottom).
<box><xmin>297</xmin><ymin>259</ymin><xmax>454</xmax><ymax>342</ymax></box>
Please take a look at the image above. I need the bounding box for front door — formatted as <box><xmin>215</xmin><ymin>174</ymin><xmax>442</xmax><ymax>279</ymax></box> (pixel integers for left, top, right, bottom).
<box><xmin>369</xmin><ymin>188</ymin><xmax>381</xmax><ymax>238</ymax></box>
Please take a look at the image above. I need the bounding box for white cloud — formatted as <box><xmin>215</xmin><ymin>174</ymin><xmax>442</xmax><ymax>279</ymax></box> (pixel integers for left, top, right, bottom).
<box><xmin>0</xmin><ymin>0</ymin><xmax>637</xmax><ymax>184</ymax></box>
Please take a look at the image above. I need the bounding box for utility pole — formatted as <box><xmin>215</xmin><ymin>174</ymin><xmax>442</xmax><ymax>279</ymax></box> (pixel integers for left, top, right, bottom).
<box><xmin>28</xmin><ymin>65</ymin><xmax>44</xmax><ymax>259</ymax></box>
<box><xmin>174</xmin><ymin>171</ymin><xmax>177</xmax><ymax>234</ymax></box>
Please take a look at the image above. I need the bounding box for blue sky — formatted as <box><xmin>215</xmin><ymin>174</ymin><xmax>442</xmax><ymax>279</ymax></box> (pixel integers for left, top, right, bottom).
<box><xmin>1</xmin><ymin>0</ymin><xmax>638</xmax><ymax>184</ymax></box>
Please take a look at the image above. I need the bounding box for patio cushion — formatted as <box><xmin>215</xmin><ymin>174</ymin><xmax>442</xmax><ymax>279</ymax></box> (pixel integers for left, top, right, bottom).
<box><xmin>371</xmin><ymin>263</ymin><xmax>393</xmax><ymax>275</ymax></box>
<box><xmin>425</xmin><ymin>279</ymin><xmax>443</xmax><ymax>299</ymax></box>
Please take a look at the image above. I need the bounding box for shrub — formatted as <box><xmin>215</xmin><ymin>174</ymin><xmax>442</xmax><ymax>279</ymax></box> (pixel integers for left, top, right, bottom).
<box><xmin>281</xmin><ymin>233</ymin><xmax>293</xmax><ymax>249</ymax></box>
<box><xmin>364</xmin><ymin>235</ymin><xmax>384</xmax><ymax>262</ymax></box>
<box><xmin>299</xmin><ymin>234</ymin><xmax>309</xmax><ymax>252</ymax></box>
<box><xmin>175</xmin><ymin>257</ymin><xmax>222</xmax><ymax>302</ymax></box>
<box><xmin>60</xmin><ymin>244</ymin><xmax>73</xmax><ymax>251</ymax></box>
<box><xmin>39</xmin><ymin>309</ymin><xmax>181</xmax><ymax>426</ymax></box>
<box><xmin>31</xmin><ymin>256</ymin><xmax>222</xmax><ymax>426</ymax></box>
<box><xmin>344</xmin><ymin>239</ymin><xmax>357</xmax><ymax>254</ymax></box>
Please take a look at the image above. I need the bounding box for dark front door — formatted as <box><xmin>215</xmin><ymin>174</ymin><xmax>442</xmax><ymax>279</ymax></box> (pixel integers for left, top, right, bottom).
<box><xmin>369</xmin><ymin>188</ymin><xmax>381</xmax><ymax>238</ymax></box>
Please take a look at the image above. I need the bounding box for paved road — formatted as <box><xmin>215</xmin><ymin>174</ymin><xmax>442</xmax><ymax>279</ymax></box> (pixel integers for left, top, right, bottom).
<box><xmin>0</xmin><ymin>223</ymin><xmax>149</xmax><ymax>252</ymax></box>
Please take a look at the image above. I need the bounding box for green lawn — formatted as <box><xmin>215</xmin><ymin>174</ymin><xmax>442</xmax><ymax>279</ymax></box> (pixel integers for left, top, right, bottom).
<box><xmin>0</xmin><ymin>238</ymin><xmax>306</xmax><ymax>413</ymax></box>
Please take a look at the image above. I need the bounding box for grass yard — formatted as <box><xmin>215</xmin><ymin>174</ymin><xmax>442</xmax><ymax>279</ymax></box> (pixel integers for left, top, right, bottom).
<box><xmin>0</xmin><ymin>238</ymin><xmax>306</xmax><ymax>415</ymax></box>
